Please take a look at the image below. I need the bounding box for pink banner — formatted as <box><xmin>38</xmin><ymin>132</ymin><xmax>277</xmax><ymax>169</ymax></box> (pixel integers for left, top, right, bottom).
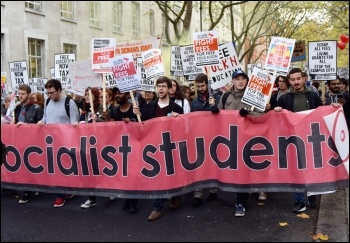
<box><xmin>1</xmin><ymin>106</ymin><xmax>348</xmax><ymax>198</ymax></box>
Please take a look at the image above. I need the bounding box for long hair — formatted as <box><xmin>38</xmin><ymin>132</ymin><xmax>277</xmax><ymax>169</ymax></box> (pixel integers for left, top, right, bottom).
<box><xmin>83</xmin><ymin>87</ymin><xmax>101</xmax><ymax>112</ymax></box>
<box><xmin>170</xmin><ymin>79</ymin><xmax>186</xmax><ymax>100</ymax></box>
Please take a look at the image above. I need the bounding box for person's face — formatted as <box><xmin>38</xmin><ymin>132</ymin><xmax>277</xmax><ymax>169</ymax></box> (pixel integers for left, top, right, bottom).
<box><xmin>184</xmin><ymin>89</ymin><xmax>190</xmax><ymax>99</ymax></box>
<box><xmin>84</xmin><ymin>91</ymin><xmax>91</xmax><ymax>103</ymax></box>
<box><xmin>156</xmin><ymin>83</ymin><xmax>169</xmax><ymax>99</ymax></box>
<box><xmin>116</xmin><ymin>92</ymin><xmax>128</xmax><ymax>104</ymax></box>
<box><xmin>196</xmin><ymin>82</ymin><xmax>208</xmax><ymax>95</ymax></box>
<box><xmin>328</xmin><ymin>79</ymin><xmax>341</xmax><ymax>93</ymax></box>
<box><xmin>145</xmin><ymin>91</ymin><xmax>155</xmax><ymax>101</ymax></box>
<box><xmin>288</xmin><ymin>72</ymin><xmax>304</xmax><ymax>91</ymax></box>
<box><xmin>4</xmin><ymin>99</ymin><xmax>11</xmax><ymax>108</ymax></box>
<box><xmin>105</xmin><ymin>93</ymin><xmax>112</xmax><ymax>104</ymax></box>
<box><xmin>339</xmin><ymin>82</ymin><xmax>346</xmax><ymax>92</ymax></box>
<box><xmin>232</xmin><ymin>75</ymin><xmax>247</xmax><ymax>91</ymax></box>
<box><xmin>278</xmin><ymin>78</ymin><xmax>288</xmax><ymax>90</ymax></box>
<box><xmin>18</xmin><ymin>90</ymin><xmax>30</xmax><ymax>104</ymax></box>
<box><xmin>46</xmin><ymin>87</ymin><xmax>60</xmax><ymax>101</ymax></box>
<box><xmin>169</xmin><ymin>81</ymin><xmax>177</xmax><ymax>95</ymax></box>
<box><xmin>190</xmin><ymin>85</ymin><xmax>195</xmax><ymax>93</ymax></box>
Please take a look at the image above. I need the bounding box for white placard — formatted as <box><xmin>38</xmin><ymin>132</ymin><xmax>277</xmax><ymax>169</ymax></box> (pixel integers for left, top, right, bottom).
<box><xmin>9</xmin><ymin>61</ymin><xmax>29</xmax><ymax>91</ymax></box>
<box><xmin>54</xmin><ymin>53</ymin><xmax>75</xmax><ymax>89</ymax></box>
<box><xmin>308</xmin><ymin>40</ymin><xmax>337</xmax><ymax>81</ymax></box>
<box><xmin>193</xmin><ymin>30</ymin><xmax>220</xmax><ymax>66</ymax></box>
<box><xmin>69</xmin><ymin>60</ymin><xmax>103</xmax><ymax>90</ymax></box>
<box><xmin>109</xmin><ymin>53</ymin><xmax>141</xmax><ymax>93</ymax></box>
<box><xmin>141</xmin><ymin>49</ymin><xmax>165</xmax><ymax>80</ymax></box>
<box><xmin>241</xmin><ymin>67</ymin><xmax>274</xmax><ymax>111</ymax></box>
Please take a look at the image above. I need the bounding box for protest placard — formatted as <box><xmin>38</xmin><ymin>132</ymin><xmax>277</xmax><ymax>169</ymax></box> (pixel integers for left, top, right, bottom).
<box><xmin>91</xmin><ymin>38</ymin><xmax>116</xmax><ymax>73</ymax></box>
<box><xmin>180</xmin><ymin>45</ymin><xmax>205</xmax><ymax>80</ymax></box>
<box><xmin>206</xmin><ymin>42</ymin><xmax>242</xmax><ymax>90</ymax></box>
<box><xmin>265</xmin><ymin>37</ymin><xmax>295</xmax><ymax>73</ymax></box>
<box><xmin>170</xmin><ymin>45</ymin><xmax>184</xmax><ymax>77</ymax></box>
<box><xmin>308</xmin><ymin>40</ymin><xmax>337</xmax><ymax>80</ymax></box>
<box><xmin>115</xmin><ymin>36</ymin><xmax>162</xmax><ymax>59</ymax></box>
<box><xmin>104</xmin><ymin>73</ymin><xmax>118</xmax><ymax>88</ymax></box>
<box><xmin>193</xmin><ymin>30</ymin><xmax>220</xmax><ymax>66</ymax></box>
<box><xmin>141</xmin><ymin>49</ymin><xmax>165</xmax><ymax>80</ymax></box>
<box><xmin>49</xmin><ymin>67</ymin><xmax>55</xmax><ymax>79</ymax></box>
<box><xmin>30</xmin><ymin>78</ymin><xmax>47</xmax><ymax>97</ymax></box>
<box><xmin>54</xmin><ymin>53</ymin><xmax>75</xmax><ymax>89</ymax></box>
<box><xmin>9</xmin><ymin>61</ymin><xmax>29</xmax><ymax>91</ymax></box>
<box><xmin>69</xmin><ymin>60</ymin><xmax>102</xmax><ymax>90</ymax></box>
<box><xmin>338</xmin><ymin>67</ymin><xmax>349</xmax><ymax>79</ymax></box>
<box><xmin>291</xmin><ymin>40</ymin><xmax>306</xmax><ymax>62</ymax></box>
<box><xmin>109</xmin><ymin>53</ymin><xmax>141</xmax><ymax>93</ymax></box>
<box><xmin>136</xmin><ymin>58</ymin><xmax>155</xmax><ymax>92</ymax></box>
<box><xmin>247</xmin><ymin>63</ymin><xmax>262</xmax><ymax>77</ymax></box>
<box><xmin>241</xmin><ymin>67</ymin><xmax>274</xmax><ymax>111</ymax></box>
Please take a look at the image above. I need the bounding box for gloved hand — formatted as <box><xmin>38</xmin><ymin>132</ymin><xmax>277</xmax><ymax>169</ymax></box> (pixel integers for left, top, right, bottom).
<box><xmin>239</xmin><ymin>108</ymin><xmax>249</xmax><ymax>117</ymax></box>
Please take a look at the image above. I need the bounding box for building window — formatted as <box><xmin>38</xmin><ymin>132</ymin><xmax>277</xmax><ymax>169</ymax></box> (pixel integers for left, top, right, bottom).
<box><xmin>63</xmin><ymin>43</ymin><xmax>76</xmax><ymax>54</ymax></box>
<box><xmin>149</xmin><ymin>10</ymin><xmax>155</xmax><ymax>36</ymax></box>
<box><xmin>113</xmin><ymin>1</ymin><xmax>123</xmax><ymax>33</ymax></box>
<box><xmin>132</xmin><ymin>2</ymin><xmax>140</xmax><ymax>37</ymax></box>
<box><xmin>61</xmin><ymin>1</ymin><xmax>74</xmax><ymax>19</ymax></box>
<box><xmin>28</xmin><ymin>39</ymin><xmax>43</xmax><ymax>78</ymax></box>
<box><xmin>25</xmin><ymin>1</ymin><xmax>42</xmax><ymax>11</ymax></box>
<box><xmin>89</xmin><ymin>1</ymin><xmax>101</xmax><ymax>27</ymax></box>
<box><xmin>162</xmin><ymin>14</ymin><xmax>167</xmax><ymax>40</ymax></box>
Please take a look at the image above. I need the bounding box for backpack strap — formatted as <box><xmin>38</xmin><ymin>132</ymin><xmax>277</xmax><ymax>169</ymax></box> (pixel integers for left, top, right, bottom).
<box><xmin>64</xmin><ymin>96</ymin><xmax>71</xmax><ymax>118</ymax></box>
<box><xmin>222</xmin><ymin>92</ymin><xmax>230</xmax><ymax>110</ymax></box>
<box><xmin>45</xmin><ymin>97</ymin><xmax>71</xmax><ymax>117</ymax></box>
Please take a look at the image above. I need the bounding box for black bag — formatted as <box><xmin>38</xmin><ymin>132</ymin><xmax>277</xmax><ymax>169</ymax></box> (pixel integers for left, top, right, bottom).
<box><xmin>1</xmin><ymin>140</ymin><xmax>7</xmax><ymax>165</ymax></box>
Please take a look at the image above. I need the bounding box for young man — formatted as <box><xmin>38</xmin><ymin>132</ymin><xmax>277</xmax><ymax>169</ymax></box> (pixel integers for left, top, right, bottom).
<box><xmin>12</xmin><ymin>84</ymin><xmax>44</xmax><ymax>204</ymax></box>
<box><xmin>274</xmin><ymin>68</ymin><xmax>323</xmax><ymax>213</ymax></box>
<box><xmin>133</xmin><ymin>76</ymin><xmax>183</xmax><ymax>221</ymax></box>
<box><xmin>209</xmin><ymin>70</ymin><xmax>265</xmax><ymax>217</ymax></box>
<box><xmin>325</xmin><ymin>77</ymin><xmax>349</xmax><ymax>105</ymax></box>
<box><xmin>38</xmin><ymin>79</ymin><xmax>80</xmax><ymax>208</ymax></box>
<box><xmin>190</xmin><ymin>73</ymin><xmax>221</xmax><ymax>208</ymax></box>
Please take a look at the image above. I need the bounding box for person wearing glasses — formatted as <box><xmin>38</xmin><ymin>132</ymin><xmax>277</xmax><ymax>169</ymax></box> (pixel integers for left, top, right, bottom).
<box><xmin>38</xmin><ymin>79</ymin><xmax>80</xmax><ymax>208</ymax></box>
<box><xmin>133</xmin><ymin>76</ymin><xmax>183</xmax><ymax>221</ymax></box>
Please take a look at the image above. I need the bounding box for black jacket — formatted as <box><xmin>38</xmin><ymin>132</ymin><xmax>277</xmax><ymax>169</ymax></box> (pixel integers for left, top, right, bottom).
<box><xmin>143</xmin><ymin>98</ymin><xmax>183</xmax><ymax>120</ymax></box>
<box><xmin>191</xmin><ymin>92</ymin><xmax>221</xmax><ymax>112</ymax></box>
<box><xmin>14</xmin><ymin>101</ymin><xmax>43</xmax><ymax>124</ymax></box>
<box><xmin>277</xmin><ymin>87</ymin><xmax>323</xmax><ymax>111</ymax></box>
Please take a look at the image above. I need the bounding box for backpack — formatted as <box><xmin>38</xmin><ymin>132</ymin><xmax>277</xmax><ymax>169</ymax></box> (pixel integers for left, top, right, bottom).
<box><xmin>221</xmin><ymin>92</ymin><xmax>230</xmax><ymax>110</ymax></box>
<box><xmin>46</xmin><ymin>96</ymin><xmax>71</xmax><ymax>117</ymax></box>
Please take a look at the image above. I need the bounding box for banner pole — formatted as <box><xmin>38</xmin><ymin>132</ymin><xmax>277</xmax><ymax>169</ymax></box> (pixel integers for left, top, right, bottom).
<box><xmin>102</xmin><ymin>74</ymin><xmax>106</xmax><ymax>112</ymax></box>
<box><xmin>129</xmin><ymin>91</ymin><xmax>141</xmax><ymax>123</ymax></box>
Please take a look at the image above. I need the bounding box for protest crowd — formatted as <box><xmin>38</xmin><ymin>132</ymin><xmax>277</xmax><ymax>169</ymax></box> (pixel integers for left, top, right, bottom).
<box><xmin>1</xmin><ymin>34</ymin><xmax>349</xmax><ymax>222</ymax></box>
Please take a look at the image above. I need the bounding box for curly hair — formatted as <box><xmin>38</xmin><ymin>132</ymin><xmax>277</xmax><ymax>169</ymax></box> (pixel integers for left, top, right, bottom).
<box><xmin>83</xmin><ymin>87</ymin><xmax>101</xmax><ymax>112</ymax></box>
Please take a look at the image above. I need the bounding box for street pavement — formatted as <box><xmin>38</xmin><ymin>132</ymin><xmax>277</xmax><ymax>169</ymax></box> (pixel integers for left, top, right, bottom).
<box><xmin>2</xmin><ymin>188</ymin><xmax>348</xmax><ymax>242</ymax></box>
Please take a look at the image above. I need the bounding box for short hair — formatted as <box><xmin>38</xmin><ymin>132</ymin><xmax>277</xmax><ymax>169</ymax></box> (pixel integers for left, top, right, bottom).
<box><xmin>45</xmin><ymin>79</ymin><xmax>62</xmax><ymax>92</ymax></box>
<box><xmin>301</xmin><ymin>72</ymin><xmax>308</xmax><ymax>78</ymax></box>
<box><xmin>340</xmin><ymin>78</ymin><xmax>348</xmax><ymax>88</ymax></box>
<box><xmin>156</xmin><ymin>76</ymin><xmax>172</xmax><ymax>88</ymax></box>
<box><xmin>288</xmin><ymin>68</ymin><xmax>303</xmax><ymax>79</ymax></box>
<box><xmin>18</xmin><ymin>84</ymin><xmax>31</xmax><ymax>94</ymax></box>
<box><xmin>195</xmin><ymin>73</ymin><xmax>208</xmax><ymax>85</ymax></box>
<box><xmin>4</xmin><ymin>95</ymin><xmax>11</xmax><ymax>103</ymax></box>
